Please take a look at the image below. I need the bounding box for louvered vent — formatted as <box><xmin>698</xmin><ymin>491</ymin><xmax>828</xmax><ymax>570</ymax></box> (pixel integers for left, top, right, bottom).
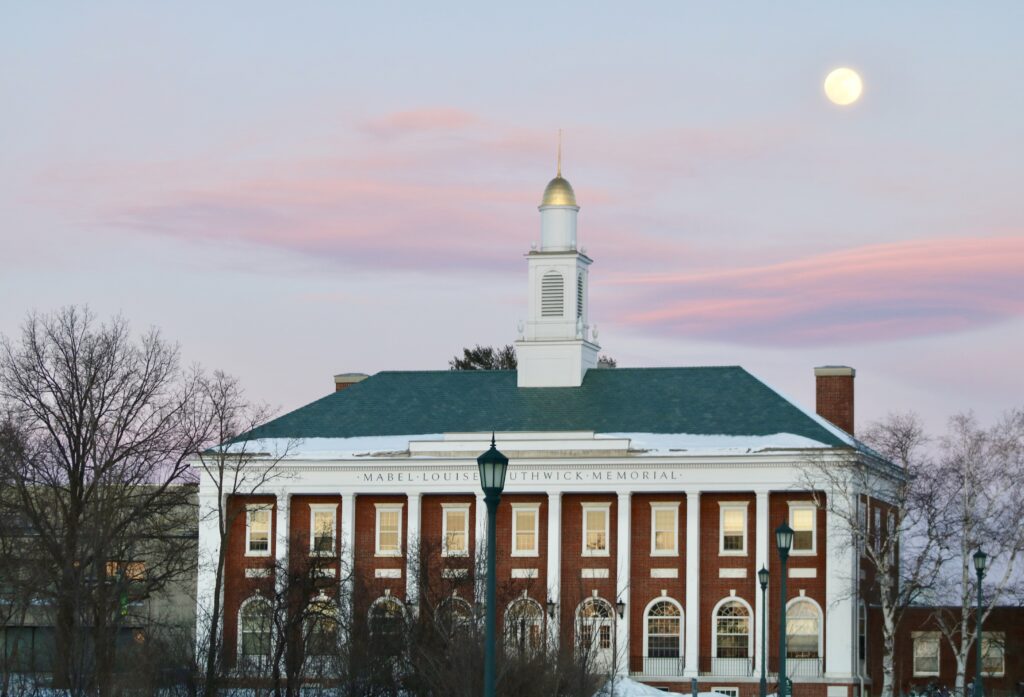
<box><xmin>541</xmin><ymin>271</ymin><xmax>564</xmax><ymax>317</ymax></box>
<box><xmin>576</xmin><ymin>273</ymin><xmax>584</xmax><ymax>318</ymax></box>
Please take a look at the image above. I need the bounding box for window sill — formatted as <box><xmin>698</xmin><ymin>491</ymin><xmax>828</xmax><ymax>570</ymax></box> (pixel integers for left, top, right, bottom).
<box><xmin>582</xmin><ymin>550</ymin><xmax>610</xmax><ymax>557</ymax></box>
<box><xmin>913</xmin><ymin>672</ymin><xmax>939</xmax><ymax>678</ymax></box>
<box><xmin>374</xmin><ymin>551</ymin><xmax>402</xmax><ymax>558</ymax></box>
<box><xmin>245</xmin><ymin>551</ymin><xmax>271</xmax><ymax>558</ymax></box>
<box><xmin>718</xmin><ymin>550</ymin><xmax>747</xmax><ymax>557</ymax></box>
<box><xmin>441</xmin><ymin>551</ymin><xmax>469</xmax><ymax>558</ymax></box>
<box><xmin>789</xmin><ymin>550</ymin><xmax>817</xmax><ymax>557</ymax></box>
<box><xmin>650</xmin><ymin>550</ymin><xmax>679</xmax><ymax>557</ymax></box>
<box><xmin>511</xmin><ymin>550</ymin><xmax>539</xmax><ymax>558</ymax></box>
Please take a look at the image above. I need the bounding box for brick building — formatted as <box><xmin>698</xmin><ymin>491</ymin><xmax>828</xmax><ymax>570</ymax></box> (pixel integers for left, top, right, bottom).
<box><xmin>196</xmin><ymin>169</ymin><xmax>909</xmax><ymax>695</ymax></box>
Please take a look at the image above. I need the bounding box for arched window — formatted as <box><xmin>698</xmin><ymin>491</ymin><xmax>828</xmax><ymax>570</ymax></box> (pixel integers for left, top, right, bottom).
<box><xmin>239</xmin><ymin>596</ymin><xmax>273</xmax><ymax>659</ymax></box>
<box><xmin>369</xmin><ymin>594</ymin><xmax>406</xmax><ymax>639</ymax></box>
<box><xmin>306</xmin><ymin>595</ymin><xmax>339</xmax><ymax>656</ymax></box>
<box><xmin>715</xmin><ymin>600</ymin><xmax>751</xmax><ymax>658</ymax></box>
<box><xmin>787</xmin><ymin>599</ymin><xmax>822</xmax><ymax>658</ymax></box>
<box><xmin>541</xmin><ymin>271</ymin><xmax>564</xmax><ymax>317</ymax></box>
<box><xmin>436</xmin><ymin>594</ymin><xmax>475</xmax><ymax>637</ymax></box>
<box><xmin>576</xmin><ymin>597</ymin><xmax>614</xmax><ymax>670</ymax></box>
<box><xmin>644</xmin><ymin>599</ymin><xmax>682</xmax><ymax>659</ymax></box>
<box><xmin>505</xmin><ymin>595</ymin><xmax>545</xmax><ymax>655</ymax></box>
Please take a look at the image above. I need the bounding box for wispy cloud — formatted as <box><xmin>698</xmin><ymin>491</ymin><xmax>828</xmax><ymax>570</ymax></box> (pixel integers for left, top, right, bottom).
<box><xmin>606</xmin><ymin>237</ymin><xmax>1024</xmax><ymax>345</ymax></box>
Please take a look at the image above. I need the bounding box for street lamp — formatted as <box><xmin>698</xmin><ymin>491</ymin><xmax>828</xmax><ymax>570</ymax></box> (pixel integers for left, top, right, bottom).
<box><xmin>478</xmin><ymin>435</ymin><xmax>509</xmax><ymax>697</ymax></box>
<box><xmin>758</xmin><ymin>566</ymin><xmax>770</xmax><ymax>697</ymax></box>
<box><xmin>775</xmin><ymin>523</ymin><xmax>794</xmax><ymax>697</ymax></box>
<box><xmin>973</xmin><ymin>549</ymin><xmax>988</xmax><ymax>697</ymax></box>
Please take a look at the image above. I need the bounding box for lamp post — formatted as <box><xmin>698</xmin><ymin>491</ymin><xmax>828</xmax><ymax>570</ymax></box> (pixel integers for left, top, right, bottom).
<box><xmin>478</xmin><ymin>435</ymin><xmax>509</xmax><ymax>697</ymax></box>
<box><xmin>759</xmin><ymin>566</ymin><xmax>770</xmax><ymax>697</ymax></box>
<box><xmin>973</xmin><ymin>549</ymin><xmax>988</xmax><ymax>697</ymax></box>
<box><xmin>775</xmin><ymin>523</ymin><xmax>794</xmax><ymax>697</ymax></box>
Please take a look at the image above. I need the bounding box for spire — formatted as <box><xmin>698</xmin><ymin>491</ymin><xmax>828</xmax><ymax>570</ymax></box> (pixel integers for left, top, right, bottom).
<box><xmin>557</xmin><ymin>129</ymin><xmax>562</xmax><ymax>177</ymax></box>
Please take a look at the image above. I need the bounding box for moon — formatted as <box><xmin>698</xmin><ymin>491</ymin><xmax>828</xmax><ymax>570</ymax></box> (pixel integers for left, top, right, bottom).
<box><xmin>824</xmin><ymin>67</ymin><xmax>863</xmax><ymax>106</ymax></box>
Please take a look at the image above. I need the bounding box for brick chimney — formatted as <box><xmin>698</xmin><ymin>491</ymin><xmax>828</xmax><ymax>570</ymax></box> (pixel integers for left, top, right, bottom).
<box><xmin>334</xmin><ymin>373</ymin><xmax>368</xmax><ymax>392</ymax></box>
<box><xmin>814</xmin><ymin>366</ymin><xmax>855</xmax><ymax>435</ymax></box>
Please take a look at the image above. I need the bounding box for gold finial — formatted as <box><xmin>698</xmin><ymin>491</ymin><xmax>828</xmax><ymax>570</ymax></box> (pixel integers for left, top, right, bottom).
<box><xmin>557</xmin><ymin>129</ymin><xmax>562</xmax><ymax>177</ymax></box>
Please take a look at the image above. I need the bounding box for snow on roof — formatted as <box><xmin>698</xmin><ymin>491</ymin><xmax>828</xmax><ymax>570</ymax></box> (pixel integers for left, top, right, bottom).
<box><xmin>217</xmin><ymin>430</ymin><xmax>832</xmax><ymax>461</ymax></box>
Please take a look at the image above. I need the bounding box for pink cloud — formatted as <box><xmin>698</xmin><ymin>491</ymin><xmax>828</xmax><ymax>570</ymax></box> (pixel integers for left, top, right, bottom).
<box><xmin>361</xmin><ymin>108</ymin><xmax>481</xmax><ymax>136</ymax></box>
<box><xmin>606</xmin><ymin>236</ymin><xmax>1024</xmax><ymax>345</ymax></box>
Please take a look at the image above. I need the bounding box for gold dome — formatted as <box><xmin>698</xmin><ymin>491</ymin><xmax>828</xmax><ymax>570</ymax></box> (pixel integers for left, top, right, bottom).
<box><xmin>540</xmin><ymin>175</ymin><xmax>578</xmax><ymax>207</ymax></box>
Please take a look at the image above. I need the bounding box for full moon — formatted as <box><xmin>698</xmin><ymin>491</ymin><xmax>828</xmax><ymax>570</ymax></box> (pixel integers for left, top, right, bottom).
<box><xmin>824</xmin><ymin>67</ymin><xmax>863</xmax><ymax>106</ymax></box>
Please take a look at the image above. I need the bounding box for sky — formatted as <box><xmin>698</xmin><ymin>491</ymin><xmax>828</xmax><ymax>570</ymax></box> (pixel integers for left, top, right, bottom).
<box><xmin>1</xmin><ymin>2</ymin><xmax>1022</xmax><ymax>436</ymax></box>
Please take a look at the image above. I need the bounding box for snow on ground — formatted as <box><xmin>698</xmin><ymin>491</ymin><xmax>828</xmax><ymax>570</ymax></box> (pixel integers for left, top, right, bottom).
<box><xmin>594</xmin><ymin>678</ymin><xmax>729</xmax><ymax>697</ymax></box>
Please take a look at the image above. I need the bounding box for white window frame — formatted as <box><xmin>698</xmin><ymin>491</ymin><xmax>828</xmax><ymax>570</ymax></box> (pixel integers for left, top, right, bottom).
<box><xmin>309</xmin><ymin>503</ymin><xmax>338</xmax><ymax>556</ymax></box>
<box><xmin>711</xmin><ymin>596</ymin><xmax>754</xmax><ymax>659</ymax></box>
<box><xmin>718</xmin><ymin>503</ymin><xmax>748</xmax><ymax>556</ymax></box>
<box><xmin>641</xmin><ymin>595</ymin><xmax>684</xmax><ymax>659</ymax></box>
<box><xmin>712</xmin><ymin>689</ymin><xmax>740</xmax><ymax>697</ymax></box>
<box><xmin>981</xmin><ymin>631</ymin><xmax>1005</xmax><ymax>677</ymax></box>
<box><xmin>245</xmin><ymin>504</ymin><xmax>272</xmax><ymax>557</ymax></box>
<box><xmin>374</xmin><ymin>503</ymin><xmax>404</xmax><ymax>557</ymax></box>
<box><xmin>237</xmin><ymin>595</ymin><xmax>274</xmax><ymax>663</ymax></box>
<box><xmin>788</xmin><ymin>502</ymin><xmax>817</xmax><ymax>556</ymax></box>
<box><xmin>785</xmin><ymin>596</ymin><xmax>824</xmax><ymax>659</ymax></box>
<box><xmin>441</xmin><ymin>503</ymin><xmax>470</xmax><ymax>557</ymax></box>
<box><xmin>912</xmin><ymin>631</ymin><xmax>941</xmax><ymax>677</ymax></box>
<box><xmin>582</xmin><ymin>502</ymin><xmax>611</xmax><ymax>557</ymax></box>
<box><xmin>650</xmin><ymin>502</ymin><xmax>680</xmax><ymax>557</ymax></box>
<box><xmin>511</xmin><ymin>503</ymin><xmax>540</xmax><ymax>557</ymax></box>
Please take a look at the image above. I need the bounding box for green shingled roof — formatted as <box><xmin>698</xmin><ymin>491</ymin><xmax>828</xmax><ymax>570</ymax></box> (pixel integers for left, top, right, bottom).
<box><xmin>242</xmin><ymin>367</ymin><xmax>850</xmax><ymax>448</ymax></box>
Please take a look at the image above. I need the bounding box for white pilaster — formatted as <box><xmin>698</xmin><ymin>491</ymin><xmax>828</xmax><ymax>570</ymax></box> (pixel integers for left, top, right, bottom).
<box><xmin>825</xmin><ymin>490</ymin><xmax>856</xmax><ymax>678</ymax></box>
<box><xmin>547</xmin><ymin>492</ymin><xmax>563</xmax><ymax>646</ymax></box>
<box><xmin>616</xmin><ymin>492</ymin><xmax>632</xmax><ymax>676</ymax></box>
<box><xmin>274</xmin><ymin>492</ymin><xmax>290</xmax><ymax>595</ymax></box>
<box><xmin>406</xmin><ymin>492</ymin><xmax>422</xmax><ymax>610</ymax></box>
<box><xmin>195</xmin><ymin>492</ymin><xmax>222</xmax><ymax>652</ymax></box>
<box><xmin>341</xmin><ymin>493</ymin><xmax>356</xmax><ymax>629</ymax></box>
<box><xmin>754</xmin><ymin>490</ymin><xmax>770</xmax><ymax>678</ymax></box>
<box><xmin>475</xmin><ymin>492</ymin><xmax>487</xmax><ymax>606</ymax></box>
<box><xmin>684</xmin><ymin>490</ymin><xmax>701</xmax><ymax>676</ymax></box>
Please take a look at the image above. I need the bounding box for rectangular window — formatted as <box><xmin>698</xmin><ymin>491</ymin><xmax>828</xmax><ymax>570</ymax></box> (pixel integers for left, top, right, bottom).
<box><xmin>790</xmin><ymin>504</ymin><xmax>817</xmax><ymax>554</ymax></box>
<box><xmin>310</xmin><ymin>504</ymin><xmax>338</xmax><ymax>555</ymax></box>
<box><xmin>981</xmin><ymin>632</ymin><xmax>1005</xmax><ymax>676</ymax></box>
<box><xmin>442</xmin><ymin>504</ymin><xmax>470</xmax><ymax>557</ymax></box>
<box><xmin>246</xmin><ymin>505</ymin><xmax>271</xmax><ymax>557</ymax></box>
<box><xmin>651</xmin><ymin>503</ymin><xmax>679</xmax><ymax>556</ymax></box>
<box><xmin>599</xmin><ymin>625</ymin><xmax>611</xmax><ymax>649</ymax></box>
<box><xmin>912</xmin><ymin>632</ymin><xmax>940</xmax><ymax>676</ymax></box>
<box><xmin>712</xmin><ymin>689</ymin><xmax>740</xmax><ymax>697</ymax></box>
<box><xmin>512</xmin><ymin>504</ymin><xmax>540</xmax><ymax>557</ymax></box>
<box><xmin>582</xmin><ymin>503</ymin><xmax>610</xmax><ymax>556</ymax></box>
<box><xmin>719</xmin><ymin>504</ymin><xmax>747</xmax><ymax>555</ymax></box>
<box><xmin>375</xmin><ymin>504</ymin><xmax>403</xmax><ymax>557</ymax></box>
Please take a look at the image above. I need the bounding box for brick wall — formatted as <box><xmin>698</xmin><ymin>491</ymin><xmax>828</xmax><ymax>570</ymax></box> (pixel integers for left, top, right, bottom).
<box><xmin>222</xmin><ymin>494</ymin><xmax>276</xmax><ymax>663</ymax></box>
<box><xmin>768</xmin><ymin>492</ymin><xmax>828</xmax><ymax>670</ymax></box>
<box><xmin>700</xmin><ymin>493</ymin><xmax>758</xmax><ymax>665</ymax></box>
<box><xmin>629</xmin><ymin>493</ymin><xmax>687</xmax><ymax>672</ymax></box>
<box><xmin>815</xmin><ymin>368</ymin><xmax>855</xmax><ymax>435</ymax></box>
<box><xmin>560</xmin><ymin>494</ymin><xmax>618</xmax><ymax>643</ymax></box>
<box><xmin>353</xmin><ymin>494</ymin><xmax>408</xmax><ymax>615</ymax></box>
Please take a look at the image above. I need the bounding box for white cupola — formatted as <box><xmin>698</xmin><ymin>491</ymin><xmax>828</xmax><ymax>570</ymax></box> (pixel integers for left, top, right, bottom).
<box><xmin>515</xmin><ymin>163</ymin><xmax>599</xmax><ymax>388</ymax></box>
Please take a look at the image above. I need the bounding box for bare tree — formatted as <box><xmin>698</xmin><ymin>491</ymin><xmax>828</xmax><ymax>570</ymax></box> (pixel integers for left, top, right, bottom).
<box><xmin>800</xmin><ymin>413</ymin><xmax>947</xmax><ymax>697</ymax></box>
<box><xmin>188</xmin><ymin>370</ymin><xmax>295</xmax><ymax>696</ymax></box>
<box><xmin>928</xmin><ymin>410</ymin><xmax>1024</xmax><ymax>696</ymax></box>
<box><xmin>0</xmin><ymin>307</ymin><xmax>200</xmax><ymax>697</ymax></box>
